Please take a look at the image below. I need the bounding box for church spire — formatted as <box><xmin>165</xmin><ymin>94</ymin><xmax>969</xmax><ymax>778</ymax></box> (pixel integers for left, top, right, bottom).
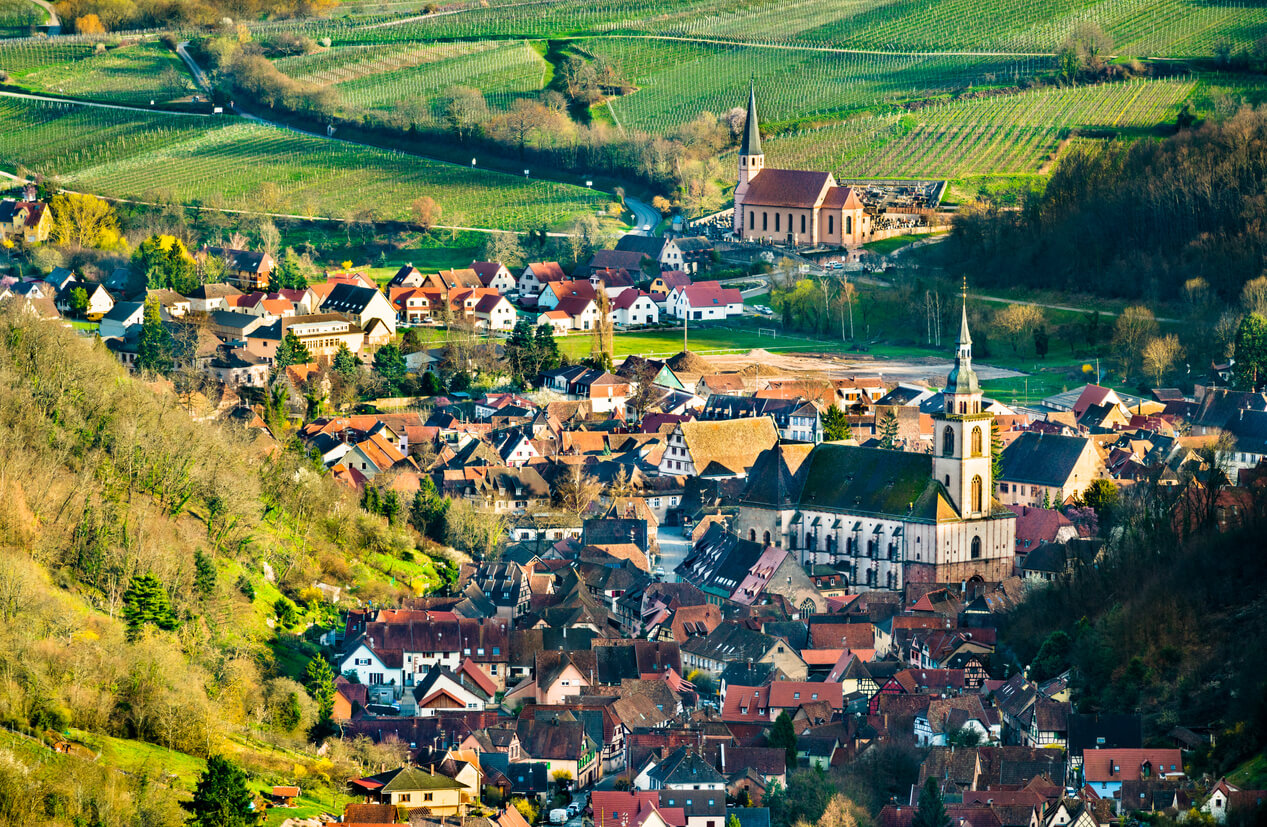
<box><xmin>741</xmin><ymin>82</ymin><xmax>762</xmax><ymax>157</ymax></box>
<box><xmin>946</xmin><ymin>276</ymin><xmax>979</xmax><ymax>396</ymax></box>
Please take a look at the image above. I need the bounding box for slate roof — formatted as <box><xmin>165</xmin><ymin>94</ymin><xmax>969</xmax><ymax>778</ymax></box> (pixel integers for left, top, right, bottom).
<box><xmin>681</xmin><ymin>622</ymin><xmax>777</xmax><ymax>664</ymax></box>
<box><xmin>998</xmin><ymin>432</ymin><xmax>1092</xmax><ymax>487</ymax></box>
<box><xmin>322</xmin><ymin>282</ymin><xmax>382</xmax><ymax>315</ymax></box>
<box><xmin>1067</xmin><ymin>713</ymin><xmax>1142</xmax><ymax>757</ymax></box>
<box><xmin>794</xmin><ymin>443</ymin><xmax>960</xmax><ymax>523</ymax></box>
<box><xmin>649</xmin><ymin>747</ymin><xmax>726</xmax><ymax>786</ymax></box>
<box><xmin>615</xmin><ymin>235</ymin><xmax>668</xmax><ymax>258</ymax></box>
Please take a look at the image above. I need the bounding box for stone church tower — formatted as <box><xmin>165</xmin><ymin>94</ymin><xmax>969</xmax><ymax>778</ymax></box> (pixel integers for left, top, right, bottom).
<box><xmin>733</xmin><ymin>83</ymin><xmax>764</xmax><ymax>235</ymax></box>
<box><xmin>931</xmin><ymin>288</ymin><xmax>995</xmax><ymax>520</ymax></box>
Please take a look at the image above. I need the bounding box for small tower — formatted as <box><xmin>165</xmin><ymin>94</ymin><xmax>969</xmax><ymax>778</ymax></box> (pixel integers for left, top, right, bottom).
<box><xmin>734</xmin><ymin>82</ymin><xmax>765</xmax><ymax>236</ymax></box>
<box><xmin>932</xmin><ymin>280</ymin><xmax>994</xmax><ymax>519</ymax></box>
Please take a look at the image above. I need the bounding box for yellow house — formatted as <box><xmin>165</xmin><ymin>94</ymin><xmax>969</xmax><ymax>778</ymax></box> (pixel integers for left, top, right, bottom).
<box><xmin>350</xmin><ymin>765</ymin><xmax>468</xmax><ymax>815</ymax></box>
<box><xmin>0</xmin><ymin>199</ymin><xmax>51</xmax><ymax>244</ymax></box>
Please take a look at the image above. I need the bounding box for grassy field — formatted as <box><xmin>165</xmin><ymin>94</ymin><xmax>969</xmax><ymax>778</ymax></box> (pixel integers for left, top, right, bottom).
<box><xmin>0</xmin><ymin>0</ymin><xmax>42</xmax><ymax>36</ymax></box>
<box><xmin>0</xmin><ymin>41</ymin><xmax>195</xmax><ymax>104</ymax></box>
<box><xmin>557</xmin><ymin>320</ymin><xmax>851</xmax><ymax>359</ymax></box>
<box><xmin>0</xmin><ymin>97</ymin><xmax>611</xmax><ymax>230</ymax></box>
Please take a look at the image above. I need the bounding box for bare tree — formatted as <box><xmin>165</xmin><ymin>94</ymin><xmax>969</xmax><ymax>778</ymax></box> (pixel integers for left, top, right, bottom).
<box><xmin>555</xmin><ymin>464</ymin><xmax>602</xmax><ymax>518</ymax></box>
<box><xmin>1142</xmin><ymin>334</ymin><xmax>1183</xmax><ymax>386</ymax></box>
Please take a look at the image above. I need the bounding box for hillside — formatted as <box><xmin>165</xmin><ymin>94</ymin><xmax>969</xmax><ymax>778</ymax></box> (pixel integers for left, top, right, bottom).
<box><xmin>1001</xmin><ymin>475</ymin><xmax>1267</xmax><ymax>780</ymax></box>
<box><xmin>0</xmin><ymin>306</ymin><xmax>440</xmax><ymax>822</ymax></box>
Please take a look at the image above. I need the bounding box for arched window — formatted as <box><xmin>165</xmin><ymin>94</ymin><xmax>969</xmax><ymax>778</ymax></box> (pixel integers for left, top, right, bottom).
<box><xmin>942</xmin><ymin>426</ymin><xmax>955</xmax><ymax>456</ymax></box>
<box><xmin>971</xmin><ymin>475</ymin><xmax>983</xmax><ymax>513</ymax></box>
<box><xmin>749</xmin><ymin>528</ymin><xmax>757</xmax><ymax>541</ymax></box>
<box><xmin>971</xmin><ymin>426</ymin><xmax>983</xmax><ymax>457</ymax></box>
<box><xmin>799</xmin><ymin>598</ymin><xmax>815</xmax><ymax>616</ymax></box>
<box><xmin>971</xmin><ymin>535</ymin><xmax>982</xmax><ymax>560</ymax></box>
<box><xmin>749</xmin><ymin>211</ymin><xmax>755</xmax><ymax>230</ymax></box>
<box><xmin>846</xmin><ymin>214</ymin><xmax>853</xmax><ymax>235</ymax></box>
<box><xmin>763</xmin><ymin>530</ymin><xmax>771</xmax><ymax>546</ymax></box>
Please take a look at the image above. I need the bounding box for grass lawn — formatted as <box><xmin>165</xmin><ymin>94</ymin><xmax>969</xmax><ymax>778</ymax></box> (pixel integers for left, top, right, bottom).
<box><xmin>68</xmin><ymin>319</ymin><xmax>99</xmax><ymax>333</ymax></box>
<box><xmin>258</xmin><ymin>789</ymin><xmax>352</xmax><ymax>827</ymax></box>
<box><xmin>68</xmin><ymin>728</ymin><xmax>207</xmax><ymax>790</ymax></box>
<box><xmin>558</xmin><ymin>320</ymin><xmax>851</xmax><ymax>360</ymax></box>
<box><xmin>863</xmin><ymin>233</ymin><xmax>943</xmax><ymax>255</ymax></box>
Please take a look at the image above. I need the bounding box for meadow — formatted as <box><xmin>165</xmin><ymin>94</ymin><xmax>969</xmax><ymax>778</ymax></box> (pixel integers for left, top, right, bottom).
<box><xmin>0</xmin><ymin>97</ymin><xmax>610</xmax><ymax>229</ymax></box>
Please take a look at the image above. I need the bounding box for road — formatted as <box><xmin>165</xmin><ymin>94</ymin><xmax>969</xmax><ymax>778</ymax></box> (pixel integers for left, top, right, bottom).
<box><xmin>27</xmin><ymin>0</ymin><xmax>58</xmax><ymax>32</ymax></box>
<box><xmin>624</xmin><ymin>196</ymin><xmax>660</xmax><ymax>236</ymax></box>
<box><xmin>969</xmin><ymin>293</ymin><xmax>1180</xmax><ymax>323</ymax></box>
<box><xmin>176</xmin><ymin>41</ymin><xmax>210</xmax><ymax>91</ymax></box>
<box><xmin>655</xmin><ymin>526</ymin><xmax>691</xmax><ymax>580</ymax></box>
<box><xmin>0</xmin><ymin>88</ymin><xmax>211</xmax><ymax>116</ymax></box>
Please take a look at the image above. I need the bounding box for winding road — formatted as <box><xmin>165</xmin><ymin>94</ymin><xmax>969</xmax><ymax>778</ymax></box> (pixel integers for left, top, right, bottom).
<box><xmin>26</xmin><ymin>0</ymin><xmax>58</xmax><ymax>33</ymax></box>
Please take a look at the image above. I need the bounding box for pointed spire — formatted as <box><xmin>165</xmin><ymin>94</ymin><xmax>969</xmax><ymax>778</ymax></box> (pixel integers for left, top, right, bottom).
<box><xmin>958</xmin><ymin>274</ymin><xmax>971</xmax><ymax>347</ymax></box>
<box><xmin>947</xmin><ymin>275</ymin><xmax>979</xmax><ymax>396</ymax></box>
<box><xmin>741</xmin><ymin>81</ymin><xmax>762</xmax><ymax>157</ymax></box>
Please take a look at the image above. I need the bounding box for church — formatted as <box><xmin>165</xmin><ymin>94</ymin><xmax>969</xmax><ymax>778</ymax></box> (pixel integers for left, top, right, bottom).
<box><xmin>735</xmin><ymin>296</ymin><xmax>1016</xmax><ymax>592</ymax></box>
<box><xmin>733</xmin><ymin>85</ymin><xmax>871</xmax><ymax>246</ymax></box>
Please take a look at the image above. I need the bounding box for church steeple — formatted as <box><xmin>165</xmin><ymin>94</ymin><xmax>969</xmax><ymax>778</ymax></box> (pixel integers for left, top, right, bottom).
<box><xmin>932</xmin><ymin>278</ymin><xmax>992</xmax><ymax>519</ymax></box>
<box><xmin>945</xmin><ymin>277</ymin><xmax>979</xmax><ymax>398</ymax></box>
<box><xmin>741</xmin><ymin>82</ymin><xmax>762</xmax><ymax>156</ymax></box>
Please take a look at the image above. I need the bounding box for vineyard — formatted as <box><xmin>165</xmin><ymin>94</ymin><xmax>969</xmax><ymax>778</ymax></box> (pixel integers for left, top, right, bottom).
<box><xmin>761</xmin><ymin>77</ymin><xmax>1195</xmax><ymax>180</ymax></box>
<box><xmin>0</xmin><ymin>0</ymin><xmax>42</xmax><ymax>37</ymax></box>
<box><xmin>0</xmin><ymin>98</ymin><xmax>609</xmax><ymax>229</ymax></box>
<box><xmin>582</xmin><ymin>39</ymin><xmax>1038</xmax><ymax>132</ymax></box>
<box><xmin>0</xmin><ymin>40</ymin><xmax>193</xmax><ymax>104</ymax></box>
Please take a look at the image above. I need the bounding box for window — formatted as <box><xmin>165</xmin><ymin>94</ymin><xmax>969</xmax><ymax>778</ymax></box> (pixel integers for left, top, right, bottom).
<box><xmin>971</xmin><ymin>476</ymin><xmax>982</xmax><ymax>513</ymax></box>
<box><xmin>828</xmin><ymin>215</ymin><xmax>834</xmax><ymax>234</ymax></box>
<box><xmin>942</xmin><ymin>426</ymin><xmax>954</xmax><ymax>456</ymax></box>
<box><xmin>775</xmin><ymin>213</ymin><xmax>780</xmax><ymax>232</ymax></box>
<box><xmin>971</xmin><ymin>426</ymin><xmax>983</xmax><ymax>456</ymax></box>
<box><xmin>971</xmin><ymin>535</ymin><xmax>982</xmax><ymax>560</ymax></box>
<box><xmin>400</xmin><ymin>794</ymin><xmax>411</xmax><ymax>802</ymax></box>
<box><xmin>763</xmin><ymin>212</ymin><xmax>768</xmax><ymax>231</ymax></box>
<box><xmin>846</xmin><ymin>214</ymin><xmax>853</xmax><ymax>235</ymax></box>
<box><xmin>801</xmin><ymin>215</ymin><xmax>806</xmax><ymax>234</ymax></box>
<box><xmin>424</xmin><ymin>793</ymin><xmax>434</xmax><ymax>802</ymax></box>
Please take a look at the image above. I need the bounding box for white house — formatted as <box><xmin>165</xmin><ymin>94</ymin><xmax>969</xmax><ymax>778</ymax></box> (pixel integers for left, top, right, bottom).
<box><xmin>473</xmin><ymin>261</ymin><xmax>517</xmax><ymax>294</ymax></box>
<box><xmin>666</xmin><ymin>281</ymin><xmax>744</xmax><ymax>321</ymax></box>
<box><xmin>98</xmin><ymin>301</ymin><xmax>146</xmax><ymax>340</ymax></box>
<box><xmin>56</xmin><ymin>281</ymin><xmax>114</xmax><ymax>318</ymax></box>
<box><xmin>518</xmin><ymin>262</ymin><xmax>566</xmax><ymax>298</ymax></box>
<box><xmin>613</xmin><ymin>290</ymin><xmax>660</xmax><ymax>327</ymax></box>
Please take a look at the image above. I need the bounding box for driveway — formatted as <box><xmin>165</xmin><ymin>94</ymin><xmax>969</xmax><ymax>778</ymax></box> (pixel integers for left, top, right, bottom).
<box><xmin>656</xmin><ymin>526</ymin><xmax>691</xmax><ymax>580</ymax></box>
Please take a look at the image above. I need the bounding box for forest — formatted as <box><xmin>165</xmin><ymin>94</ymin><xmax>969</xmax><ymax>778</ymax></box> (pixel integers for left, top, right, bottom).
<box><xmin>946</xmin><ymin>107</ymin><xmax>1267</xmax><ymax>303</ymax></box>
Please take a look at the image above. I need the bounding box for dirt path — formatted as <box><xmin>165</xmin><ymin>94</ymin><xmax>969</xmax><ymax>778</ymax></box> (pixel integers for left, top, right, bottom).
<box><xmin>700</xmin><ymin>348</ymin><xmax>1024</xmax><ymax>385</ymax></box>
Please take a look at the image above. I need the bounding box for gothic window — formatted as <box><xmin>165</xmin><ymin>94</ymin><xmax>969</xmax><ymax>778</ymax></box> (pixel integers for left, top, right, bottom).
<box><xmin>799</xmin><ymin>598</ymin><xmax>815</xmax><ymax>615</ymax></box>
<box><xmin>942</xmin><ymin>425</ymin><xmax>955</xmax><ymax>456</ymax></box>
<box><xmin>971</xmin><ymin>475</ymin><xmax>983</xmax><ymax>513</ymax></box>
<box><xmin>775</xmin><ymin>213</ymin><xmax>780</xmax><ymax>232</ymax></box>
<box><xmin>801</xmin><ymin>215</ymin><xmax>806</xmax><ymax>234</ymax></box>
<box><xmin>749</xmin><ymin>528</ymin><xmax>756</xmax><ymax>541</ymax></box>
<box><xmin>749</xmin><ymin>211</ymin><xmax>755</xmax><ymax>230</ymax></box>
<box><xmin>971</xmin><ymin>426</ymin><xmax>983</xmax><ymax>456</ymax></box>
<box><xmin>971</xmin><ymin>535</ymin><xmax>982</xmax><ymax>560</ymax></box>
<box><xmin>763</xmin><ymin>212</ymin><xmax>768</xmax><ymax>231</ymax></box>
<box><xmin>846</xmin><ymin>214</ymin><xmax>853</xmax><ymax>235</ymax></box>
<box><xmin>763</xmin><ymin>530</ymin><xmax>771</xmax><ymax>545</ymax></box>
<box><xmin>828</xmin><ymin>215</ymin><xmax>834</xmax><ymax>235</ymax></box>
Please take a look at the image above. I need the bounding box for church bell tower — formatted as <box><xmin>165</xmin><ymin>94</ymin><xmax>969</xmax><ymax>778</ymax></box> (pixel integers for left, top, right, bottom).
<box><xmin>932</xmin><ymin>281</ymin><xmax>994</xmax><ymax>519</ymax></box>
<box><xmin>734</xmin><ymin>82</ymin><xmax>764</xmax><ymax>236</ymax></box>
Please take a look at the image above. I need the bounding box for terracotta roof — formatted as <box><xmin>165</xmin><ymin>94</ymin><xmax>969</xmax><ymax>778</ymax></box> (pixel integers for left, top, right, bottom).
<box><xmin>767</xmin><ymin>681</ymin><xmax>843</xmax><ymax>710</ymax></box>
<box><xmin>1083</xmin><ymin>749</ymin><xmax>1183</xmax><ymax>783</ymax></box>
<box><xmin>821</xmin><ymin>186</ymin><xmax>864</xmax><ymax>210</ymax></box>
<box><xmin>743</xmin><ymin>169</ymin><xmax>833</xmax><ymax>209</ymax></box>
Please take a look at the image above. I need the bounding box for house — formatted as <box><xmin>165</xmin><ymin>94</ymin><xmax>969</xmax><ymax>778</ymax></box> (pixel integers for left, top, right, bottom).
<box><xmin>388</xmin><ymin>264</ymin><xmax>428</xmax><ymax>288</ymax></box>
<box><xmin>589</xmin><ymin>791</ymin><xmax>683</xmax><ymax>827</ymax></box>
<box><xmin>613</xmin><ymin>290</ymin><xmax>661</xmax><ymax>327</ymax></box>
<box><xmin>202</xmin><ymin>246</ymin><xmax>275</xmax><ymax>291</ymax></box>
<box><xmin>1082</xmin><ymin>748</ymin><xmax>1183</xmax><ymax>805</ymax></box>
<box><xmin>1203</xmin><ymin>778</ymin><xmax>1267</xmax><ymax>824</ymax></box>
<box><xmin>657</xmin><ymin>417</ymin><xmax>780</xmax><ymax>478</ymax></box>
<box><xmin>666</xmin><ymin>282</ymin><xmax>744</xmax><ymax>321</ymax></box>
<box><xmin>320</xmin><ymin>282</ymin><xmax>397</xmax><ymax>341</ymax></box>
<box><xmin>98</xmin><ymin>301</ymin><xmax>146</xmax><ymax>340</ymax></box>
<box><xmin>55</xmin><ymin>281</ymin><xmax>114</xmax><ymax>318</ymax></box>
<box><xmin>186</xmin><ymin>282</ymin><xmax>243</xmax><ymax>313</ymax></box>
<box><xmin>411</xmin><ymin>664</ymin><xmax>489</xmax><ymax>715</ymax></box>
<box><xmin>349</xmin><ymin>765</ymin><xmax>468</xmax><ymax>814</ymax></box>
<box><xmin>590</xmin><ymin>267</ymin><xmax>637</xmax><ymax>298</ymax></box>
<box><xmin>245</xmin><ymin>314</ymin><xmax>367</xmax><ymax>363</ymax></box>
<box><xmin>681</xmin><ymin>621</ymin><xmax>808</xmax><ymax>679</ymax></box>
<box><xmin>650</xmin><ymin>271</ymin><xmax>692</xmax><ymax>298</ymax></box>
<box><xmin>997</xmin><ymin>433</ymin><xmax>1105</xmax><ymax>508</ymax></box>
<box><xmin>472</xmin><ymin>261</ymin><xmax>517</xmax><ymax>293</ymax></box>
<box><xmin>519</xmin><ymin>262</ymin><xmax>567</xmax><ymax>298</ymax></box>
<box><xmin>585</xmin><ymin>249</ymin><xmax>648</xmax><ymax>276</ymax></box>
<box><xmin>0</xmin><ymin>198</ymin><xmax>51</xmax><ymax>244</ymax></box>
<box><xmin>616</xmin><ymin>235</ymin><xmax>714</xmax><ymax>274</ymax></box>
<box><xmin>515</xmin><ymin>714</ymin><xmax>601</xmax><ymax>788</ymax></box>
<box><xmin>539</xmin><ymin>279</ymin><xmax>597</xmax><ymax>311</ymax></box>
<box><xmin>147</xmin><ymin>288</ymin><xmax>191</xmax><ymax>318</ymax></box>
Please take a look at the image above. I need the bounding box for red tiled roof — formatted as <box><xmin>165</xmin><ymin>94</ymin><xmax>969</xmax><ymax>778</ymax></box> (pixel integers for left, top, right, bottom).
<box><xmin>1083</xmin><ymin>749</ymin><xmax>1183</xmax><ymax>782</ymax></box>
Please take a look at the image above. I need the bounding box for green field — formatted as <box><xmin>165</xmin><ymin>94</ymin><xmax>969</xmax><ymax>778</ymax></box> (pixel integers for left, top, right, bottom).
<box><xmin>0</xmin><ymin>97</ymin><xmax>610</xmax><ymax>230</ymax></box>
<box><xmin>760</xmin><ymin>77</ymin><xmax>1194</xmax><ymax>179</ymax></box>
<box><xmin>0</xmin><ymin>0</ymin><xmax>43</xmax><ymax>37</ymax></box>
<box><xmin>0</xmin><ymin>40</ymin><xmax>193</xmax><ymax>104</ymax></box>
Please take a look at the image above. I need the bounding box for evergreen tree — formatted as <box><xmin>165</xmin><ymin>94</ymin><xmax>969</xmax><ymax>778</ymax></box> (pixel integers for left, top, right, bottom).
<box><xmin>122</xmin><ymin>573</ymin><xmax>178</xmax><ymax>641</ymax></box>
<box><xmin>68</xmin><ymin>286</ymin><xmax>88</xmax><ymax>316</ymax></box>
<box><xmin>186</xmin><ymin>755</ymin><xmax>256</xmax><ymax>827</ymax></box>
<box><xmin>913</xmin><ymin>778</ymin><xmax>950</xmax><ymax>827</ymax></box>
<box><xmin>193</xmin><ymin>549</ymin><xmax>216</xmax><ymax>598</ymax></box>
<box><xmin>822</xmin><ymin>406</ymin><xmax>852</xmax><ymax>441</ymax></box>
<box><xmin>304</xmin><ymin>654</ymin><xmax>337</xmax><ymax>719</ymax></box>
<box><xmin>332</xmin><ymin>343</ymin><xmax>359</xmax><ymax>380</ymax></box>
<box><xmin>420</xmin><ymin>371</ymin><xmax>444</xmax><ymax>396</ymax></box>
<box><xmin>380</xmin><ymin>489</ymin><xmax>402</xmax><ymax>524</ymax></box>
<box><xmin>135</xmin><ymin>297</ymin><xmax>173</xmax><ymax>375</ymax></box>
<box><xmin>165</xmin><ymin>239</ymin><xmax>197</xmax><ymax>293</ymax></box>
<box><xmin>272</xmin><ymin>330</ymin><xmax>312</xmax><ymax>373</ymax></box>
<box><xmin>373</xmin><ymin>344</ymin><xmax>408</xmax><ymax>395</ymax></box>
<box><xmin>277</xmin><ymin>691</ymin><xmax>302</xmax><ymax>732</ymax></box>
<box><xmin>991</xmin><ymin>419</ymin><xmax>1004</xmax><ymax>481</ymax></box>
<box><xmin>1235</xmin><ymin>312</ymin><xmax>1267</xmax><ymax>390</ymax></box>
<box><xmin>273</xmin><ymin>247</ymin><xmax>310</xmax><ymax>290</ymax></box>
<box><xmin>534</xmin><ymin>323</ymin><xmax>560</xmax><ymax>373</ymax></box>
<box><xmin>505</xmin><ymin>319</ymin><xmax>538</xmax><ymax>383</ymax></box>
<box><xmin>768</xmin><ymin>710</ymin><xmax>799</xmax><ymax>768</ymax></box>
<box><xmin>879</xmin><ymin>410</ymin><xmax>900</xmax><ymax>449</ymax></box>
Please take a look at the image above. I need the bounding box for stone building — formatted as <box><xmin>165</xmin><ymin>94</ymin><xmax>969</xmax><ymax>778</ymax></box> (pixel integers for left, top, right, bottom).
<box><xmin>735</xmin><ymin>296</ymin><xmax>1015</xmax><ymax>590</ymax></box>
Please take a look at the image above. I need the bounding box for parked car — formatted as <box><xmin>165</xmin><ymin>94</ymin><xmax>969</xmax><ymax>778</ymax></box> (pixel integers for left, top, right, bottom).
<box><xmin>550</xmin><ymin>809</ymin><xmax>569</xmax><ymax>824</ymax></box>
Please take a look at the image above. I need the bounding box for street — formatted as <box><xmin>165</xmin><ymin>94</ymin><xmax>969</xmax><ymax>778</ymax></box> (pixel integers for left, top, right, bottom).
<box><xmin>656</xmin><ymin>526</ymin><xmax>691</xmax><ymax>580</ymax></box>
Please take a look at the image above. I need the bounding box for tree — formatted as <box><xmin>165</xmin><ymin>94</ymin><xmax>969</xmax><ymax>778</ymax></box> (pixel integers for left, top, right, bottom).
<box><xmin>75</xmin><ymin>13</ymin><xmax>105</xmax><ymax>33</ymax></box>
<box><xmin>134</xmin><ymin>235</ymin><xmax>196</xmax><ymax>293</ymax></box>
<box><xmin>1141</xmin><ymin>334</ymin><xmax>1183</xmax><ymax>386</ymax></box>
<box><xmin>1078</xmin><ymin>478</ymin><xmax>1119</xmax><ymax>524</ymax></box>
<box><xmin>373</xmin><ymin>344</ymin><xmax>408</xmax><ymax>395</ymax></box>
<box><xmin>48</xmin><ymin>192</ymin><xmax>120</xmax><ymax>248</ymax></box>
<box><xmin>67</xmin><ymin>286</ymin><xmax>89</xmax><ymax>316</ymax></box>
<box><xmin>879</xmin><ymin>410</ymin><xmax>899</xmax><ymax>449</ymax></box>
<box><xmin>1033</xmin><ymin>326</ymin><xmax>1049</xmax><ymax>359</ymax></box>
<box><xmin>1242</xmin><ymin>275</ymin><xmax>1267</xmax><ymax>317</ymax></box>
<box><xmin>822</xmin><ymin>406</ymin><xmax>852</xmax><ymax>441</ymax></box>
<box><xmin>1234</xmin><ymin>313</ymin><xmax>1267</xmax><ymax>390</ymax></box>
<box><xmin>504</xmin><ymin>319</ymin><xmax>539</xmax><ymax>383</ymax></box>
<box><xmin>411</xmin><ymin>196</ymin><xmax>443</xmax><ymax>232</ymax></box>
<box><xmin>410</xmin><ymin>476</ymin><xmax>449</xmax><ymax>540</ymax></box>
<box><xmin>768</xmin><ymin>710</ymin><xmax>798</xmax><ymax>768</ymax></box>
<box><xmin>193</xmin><ymin>549</ymin><xmax>216</xmax><ymax>598</ymax></box>
<box><xmin>993</xmin><ymin>303</ymin><xmax>1045</xmax><ymax>353</ymax></box>
<box><xmin>555</xmin><ymin>465</ymin><xmax>602</xmax><ymax>518</ymax></box>
<box><xmin>136</xmin><ymin>297</ymin><xmax>173</xmax><ymax>375</ymax></box>
<box><xmin>272</xmin><ymin>247</ymin><xmax>311</xmax><ymax>290</ymax></box>
<box><xmin>441</xmin><ymin>85</ymin><xmax>488</xmax><ymax>140</ymax></box>
<box><xmin>1111</xmin><ymin>306</ymin><xmax>1159</xmax><ymax>378</ymax></box>
<box><xmin>272</xmin><ymin>330</ymin><xmax>312</xmax><ymax>375</ymax></box>
<box><xmin>913</xmin><ymin>778</ymin><xmax>950</xmax><ymax>827</ymax></box>
<box><xmin>1030</xmin><ymin>630</ymin><xmax>1073</xmax><ymax>680</ymax></box>
<box><xmin>535</xmin><ymin>324</ymin><xmax>560</xmax><ymax>372</ymax></box>
<box><xmin>122</xmin><ymin>573</ymin><xmax>177</xmax><ymax>641</ymax></box>
<box><xmin>990</xmin><ymin>419</ymin><xmax>1004</xmax><ymax>481</ymax></box>
<box><xmin>482</xmin><ymin>232</ymin><xmax>525</xmax><ymax>269</ymax></box>
<box><xmin>304</xmin><ymin>654</ymin><xmax>337</xmax><ymax>720</ymax></box>
<box><xmin>333</xmin><ymin>343</ymin><xmax>360</xmax><ymax>380</ymax></box>
<box><xmin>444</xmin><ymin>499</ymin><xmax>509</xmax><ymax>558</ymax></box>
<box><xmin>186</xmin><ymin>755</ymin><xmax>256</xmax><ymax>827</ymax></box>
